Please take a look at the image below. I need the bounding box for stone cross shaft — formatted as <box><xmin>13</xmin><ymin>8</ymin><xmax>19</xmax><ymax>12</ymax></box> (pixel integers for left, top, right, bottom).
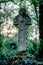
<box><xmin>13</xmin><ymin>13</ymin><xmax>31</xmax><ymax>52</ymax></box>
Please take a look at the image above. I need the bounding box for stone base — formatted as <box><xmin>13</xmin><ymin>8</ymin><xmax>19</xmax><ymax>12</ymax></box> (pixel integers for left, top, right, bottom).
<box><xmin>17</xmin><ymin>50</ymin><xmax>27</xmax><ymax>55</ymax></box>
<box><xmin>9</xmin><ymin>51</ymin><xmax>41</xmax><ymax>65</ymax></box>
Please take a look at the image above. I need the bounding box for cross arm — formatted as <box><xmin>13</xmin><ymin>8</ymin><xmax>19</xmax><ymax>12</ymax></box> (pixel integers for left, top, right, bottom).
<box><xmin>13</xmin><ymin>14</ymin><xmax>32</xmax><ymax>25</ymax></box>
<box><xmin>24</xmin><ymin>16</ymin><xmax>32</xmax><ymax>25</ymax></box>
<box><xmin>13</xmin><ymin>15</ymin><xmax>19</xmax><ymax>25</ymax></box>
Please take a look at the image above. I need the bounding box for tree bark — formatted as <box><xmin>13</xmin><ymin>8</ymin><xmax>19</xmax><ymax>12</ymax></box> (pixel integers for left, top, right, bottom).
<box><xmin>39</xmin><ymin>0</ymin><xmax>43</xmax><ymax>58</ymax></box>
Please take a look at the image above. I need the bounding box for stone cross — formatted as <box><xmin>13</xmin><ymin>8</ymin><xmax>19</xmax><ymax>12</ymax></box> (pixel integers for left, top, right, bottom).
<box><xmin>13</xmin><ymin>10</ymin><xmax>32</xmax><ymax>53</ymax></box>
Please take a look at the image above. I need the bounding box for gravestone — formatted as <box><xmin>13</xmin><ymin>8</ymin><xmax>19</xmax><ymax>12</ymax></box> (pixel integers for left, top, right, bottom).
<box><xmin>13</xmin><ymin>8</ymin><xmax>32</xmax><ymax>53</ymax></box>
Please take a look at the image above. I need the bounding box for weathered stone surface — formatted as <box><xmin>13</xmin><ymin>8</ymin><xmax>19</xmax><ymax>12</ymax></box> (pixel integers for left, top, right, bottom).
<box><xmin>13</xmin><ymin>14</ymin><xmax>32</xmax><ymax>25</ymax></box>
<box><xmin>13</xmin><ymin>9</ymin><xmax>32</xmax><ymax>52</ymax></box>
<box><xmin>18</xmin><ymin>23</ymin><xmax>26</xmax><ymax>52</ymax></box>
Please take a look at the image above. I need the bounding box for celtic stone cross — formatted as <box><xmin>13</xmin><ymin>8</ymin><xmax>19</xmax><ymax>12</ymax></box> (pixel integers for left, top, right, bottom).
<box><xmin>13</xmin><ymin>9</ymin><xmax>32</xmax><ymax>53</ymax></box>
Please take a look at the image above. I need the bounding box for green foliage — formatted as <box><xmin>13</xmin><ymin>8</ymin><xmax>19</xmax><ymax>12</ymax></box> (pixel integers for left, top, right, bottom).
<box><xmin>26</xmin><ymin>40</ymin><xmax>39</xmax><ymax>57</ymax></box>
<box><xmin>0</xmin><ymin>0</ymin><xmax>12</xmax><ymax>3</ymax></box>
<box><xmin>1</xmin><ymin>34</ymin><xmax>18</xmax><ymax>58</ymax></box>
<box><xmin>0</xmin><ymin>0</ymin><xmax>20</xmax><ymax>3</ymax></box>
<box><xmin>0</xmin><ymin>21</ymin><xmax>3</xmax><ymax>25</ymax></box>
<box><xmin>30</xmin><ymin>0</ymin><xmax>39</xmax><ymax>22</ymax></box>
<box><xmin>0</xmin><ymin>34</ymin><xmax>4</xmax><ymax>47</ymax></box>
<box><xmin>30</xmin><ymin>0</ymin><xmax>39</xmax><ymax>6</ymax></box>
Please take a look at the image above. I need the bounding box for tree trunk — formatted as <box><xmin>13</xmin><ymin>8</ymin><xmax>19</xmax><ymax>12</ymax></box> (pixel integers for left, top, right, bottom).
<box><xmin>39</xmin><ymin>0</ymin><xmax>43</xmax><ymax>58</ymax></box>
